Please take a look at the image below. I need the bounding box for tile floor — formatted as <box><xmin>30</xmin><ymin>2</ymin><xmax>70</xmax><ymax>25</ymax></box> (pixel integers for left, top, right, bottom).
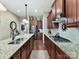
<box><xmin>30</xmin><ymin>33</ymin><xmax>50</xmax><ymax>59</ymax></box>
<box><xmin>30</xmin><ymin>50</ymin><xmax>50</xmax><ymax>59</ymax></box>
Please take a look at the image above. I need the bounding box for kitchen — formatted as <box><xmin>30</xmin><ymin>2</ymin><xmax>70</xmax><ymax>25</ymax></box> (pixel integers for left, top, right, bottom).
<box><xmin>0</xmin><ymin>0</ymin><xmax>79</xmax><ymax>59</ymax></box>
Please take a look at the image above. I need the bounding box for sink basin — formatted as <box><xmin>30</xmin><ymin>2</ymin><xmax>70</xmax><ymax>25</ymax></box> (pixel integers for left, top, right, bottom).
<box><xmin>8</xmin><ymin>38</ymin><xmax>23</xmax><ymax>44</ymax></box>
<box><xmin>51</xmin><ymin>36</ymin><xmax>71</xmax><ymax>42</ymax></box>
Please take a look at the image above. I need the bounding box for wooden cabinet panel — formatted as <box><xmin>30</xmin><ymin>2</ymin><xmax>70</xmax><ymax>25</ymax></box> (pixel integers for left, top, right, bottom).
<box><xmin>10</xmin><ymin>35</ymin><xmax>34</xmax><ymax>59</ymax></box>
<box><xmin>44</xmin><ymin>35</ymin><xmax>71</xmax><ymax>59</ymax></box>
<box><xmin>56</xmin><ymin>51</ymin><xmax>71</xmax><ymax>59</ymax></box>
<box><xmin>65</xmin><ymin>0</ymin><xmax>78</xmax><ymax>27</ymax></box>
<box><xmin>26</xmin><ymin>46</ymin><xmax>30</xmax><ymax>59</ymax></box>
<box><xmin>13</xmin><ymin>51</ymin><xmax>20</xmax><ymax>59</ymax></box>
<box><xmin>77</xmin><ymin>0</ymin><xmax>79</xmax><ymax>19</ymax></box>
<box><xmin>66</xmin><ymin>0</ymin><xmax>76</xmax><ymax>20</ymax></box>
<box><xmin>47</xmin><ymin>0</ymin><xmax>63</xmax><ymax>29</ymax></box>
<box><xmin>47</xmin><ymin>10</ymin><xmax>53</xmax><ymax>29</ymax></box>
<box><xmin>77</xmin><ymin>0</ymin><xmax>79</xmax><ymax>27</ymax></box>
<box><xmin>44</xmin><ymin>35</ymin><xmax>56</xmax><ymax>59</ymax></box>
<box><xmin>55</xmin><ymin>0</ymin><xmax>63</xmax><ymax>14</ymax></box>
<box><xmin>47</xmin><ymin>20</ymin><xmax>53</xmax><ymax>29</ymax></box>
<box><xmin>21</xmin><ymin>48</ymin><xmax>27</xmax><ymax>59</ymax></box>
<box><xmin>50</xmin><ymin>41</ymin><xmax>56</xmax><ymax>59</ymax></box>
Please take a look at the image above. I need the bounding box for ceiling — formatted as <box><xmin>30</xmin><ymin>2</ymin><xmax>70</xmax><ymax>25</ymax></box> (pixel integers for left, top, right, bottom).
<box><xmin>0</xmin><ymin>0</ymin><xmax>54</xmax><ymax>18</ymax></box>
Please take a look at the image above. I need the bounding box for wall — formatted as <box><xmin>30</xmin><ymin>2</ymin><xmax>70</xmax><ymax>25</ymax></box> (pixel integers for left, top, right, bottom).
<box><xmin>43</xmin><ymin>14</ymin><xmax>48</xmax><ymax>29</ymax></box>
<box><xmin>0</xmin><ymin>11</ymin><xmax>20</xmax><ymax>40</ymax></box>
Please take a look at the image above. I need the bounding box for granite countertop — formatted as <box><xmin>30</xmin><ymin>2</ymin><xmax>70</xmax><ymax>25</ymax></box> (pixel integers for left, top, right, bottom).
<box><xmin>0</xmin><ymin>33</ymin><xmax>34</xmax><ymax>59</ymax></box>
<box><xmin>58</xmin><ymin>28</ymin><xmax>79</xmax><ymax>44</ymax></box>
<box><xmin>44</xmin><ymin>30</ymin><xmax>79</xmax><ymax>59</ymax></box>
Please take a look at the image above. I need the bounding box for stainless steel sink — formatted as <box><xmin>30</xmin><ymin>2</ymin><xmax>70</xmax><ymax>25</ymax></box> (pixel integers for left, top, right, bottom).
<box><xmin>8</xmin><ymin>38</ymin><xmax>23</xmax><ymax>44</ymax></box>
<box><xmin>50</xmin><ymin>36</ymin><xmax>71</xmax><ymax>42</ymax></box>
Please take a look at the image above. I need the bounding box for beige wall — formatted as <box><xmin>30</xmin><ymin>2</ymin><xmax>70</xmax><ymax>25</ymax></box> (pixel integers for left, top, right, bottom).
<box><xmin>0</xmin><ymin>11</ymin><xmax>20</xmax><ymax>40</ymax></box>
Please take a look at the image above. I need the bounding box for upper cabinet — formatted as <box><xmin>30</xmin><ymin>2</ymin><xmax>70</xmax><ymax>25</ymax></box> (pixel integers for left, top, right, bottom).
<box><xmin>48</xmin><ymin>0</ymin><xmax>79</xmax><ymax>28</ymax></box>
<box><xmin>47</xmin><ymin>0</ymin><xmax>63</xmax><ymax>29</ymax></box>
<box><xmin>65</xmin><ymin>0</ymin><xmax>79</xmax><ymax>27</ymax></box>
<box><xmin>65</xmin><ymin>0</ymin><xmax>76</xmax><ymax>20</ymax></box>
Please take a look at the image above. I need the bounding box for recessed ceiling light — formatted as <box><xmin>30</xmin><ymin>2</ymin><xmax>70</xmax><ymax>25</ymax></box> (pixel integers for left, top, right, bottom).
<box><xmin>35</xmin><ymin>9</ymin><xmax>38</xmax><ymax>13</ymax></box>
<box><xmin>17</xmin><ymin>9</ymin><xmax>21</xmax><ymax>12</ymax></box>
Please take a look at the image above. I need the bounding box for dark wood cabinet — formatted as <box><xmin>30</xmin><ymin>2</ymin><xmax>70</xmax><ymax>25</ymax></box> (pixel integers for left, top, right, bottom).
<box><xmin>63</xmin><ymin>0</ymin><xmax>79</xmax><ymax>28</ymax></box>
<box><xmin>44</xmin><ymin>35</ymin><xmax>56</xmax><ymax>59</ymax></box>
<box><xmin>47</xmin><ymin>0</ymin><xmax>63</xmax><ymax>29</ymax></box>
<box><xmin>21</xmin><ymin>47</ymin><xmax>27</xmax><ymax>59</ymax></box>
<box><xmin>27</xmin><ymin>36</ymin><xmax>34</xmax><ymax>58</ymax></box>
<box><xmin>56</xmin><ymin>46</ymin><xmax>71</xmax><ymax>59</ymax></box>
<box><xmin>20</xmin><ymin>40</ymin><xmax>29</xmax><ymax>59</ymax></box>
<box><xmin>44</xmin><ymin>35</ymin><xmax>70</xmax><ymax>59</ymax></box>
<box><xmin>10</xmin><ymin>35</ymin><xmax>34</xmax><ymax>59</ymax></box>
<box><xmin>13</xmin><ymin>50</ymin><xmax>20</xmax><ymax>59</ymax></box>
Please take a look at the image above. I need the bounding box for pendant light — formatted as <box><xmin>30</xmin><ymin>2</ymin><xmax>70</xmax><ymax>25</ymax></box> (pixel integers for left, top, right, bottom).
<box><xmin>22</xmin><ymin>4</ymin><xmax>28</xmax><ymax>23</ymax></box>
<box><xmin>25</xmin><ymin>4</ymin><xmax>27</xmax><ymax>19</ymax></box>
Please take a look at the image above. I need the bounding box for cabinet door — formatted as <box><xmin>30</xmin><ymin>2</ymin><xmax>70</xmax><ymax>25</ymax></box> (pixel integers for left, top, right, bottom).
<box><xmin>21</xmin><ymin>48</ymin><xmax>27</xmax><ymax>59</ymax></box>
<box><xmin>56</xmin><ymin>46</ymin><xmax>71</xmax><ymax>59</ymax></box>
<box><xmin>26</xmin><ymin>45</ymin><xmax>30</xmax><ymax>59</ymax></box>
<box><xmin>44</xmin><ymin>35</ymin><xmax>56</xmax><ymax>59</ymax></box>
<box><xmin>29</xmin><ymin>38</ymin><xmax>33</xmax><ymax>53</ymax></box>
<box><xmin>13</xmin><ymin>51</ymin><xmax>20</xmax><ymax>59</ymax></box>
<box><xmin>50</xmin><ymin>41</ymin><xmax>56</xmax><ymax>59</ymax></box>
<box><xmin>21</xmin><ymin>40</ymin><xmax>29</xmax><ymax>59</ymax></box>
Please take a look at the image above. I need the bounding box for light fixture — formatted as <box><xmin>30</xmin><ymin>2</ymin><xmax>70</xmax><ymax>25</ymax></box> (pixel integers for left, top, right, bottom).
<box><xmin>17</xmin><ymin>9</ymin><xmax>21</xmax><ymax>12</ymax></box>
<box><xmin>22</xmin><ymin>4</ymin><xmax>28</xmax><ymax>23</ymax></box>
<box><xmin>25</xmin><ymin>4</ymin><xmax>27</xmax><ymax>19</ymax></box>
<box><xmin>35</xmin><ymin>9</ymin><xmax>38</xmax><ymax>13</ymax></box>
<box><xmin>0</xmin><ymin>3</ymin><xmax>7</xmax><ymax>11</ymax></box>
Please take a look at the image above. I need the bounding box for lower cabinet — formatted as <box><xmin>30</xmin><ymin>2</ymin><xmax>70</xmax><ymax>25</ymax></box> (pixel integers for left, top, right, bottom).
<box><xmin>44</xmin><ymin>35</ymin><xmax>71</xmax><ymax>59</ymax></box>
<box><xmin>10</xmin><ymin>35</ymin><xmax>34</xmax><ymax>59</ymax></box>
<box><xmin>44</xmin><ymin>35</ymin><xmax>56</xmax><ymax>59</ymax></box>
<box><xmin>21</xmin><ymin>47</ymin><xmax>27</xmax><ymax>59</ymax></box>
<box><xmin>13</xmin><ymin>50</ymin><xmax>20</xmax><ymax>59</ymax></box>
<box><xmin>56</xmin><ymin>46</ymin><xmax>71</xmax><ymax>59</ymax></box>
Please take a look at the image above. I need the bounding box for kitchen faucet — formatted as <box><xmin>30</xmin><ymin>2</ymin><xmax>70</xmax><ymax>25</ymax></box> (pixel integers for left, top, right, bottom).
<box><xmin>10</xmin><ymin>29</ymin><xmax>20</xmax><ymax>41</ymax></box>
<box><xmin>10</xmin><ymin>30</ymin><xmax>15</xmax><ymax>41</ymax></box>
